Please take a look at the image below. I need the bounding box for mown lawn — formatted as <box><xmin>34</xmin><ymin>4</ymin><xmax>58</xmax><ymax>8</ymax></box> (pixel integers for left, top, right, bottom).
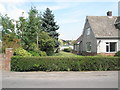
<box><xmin>53</xmin><ymin>51</ymin><xmax>80</xmax><ymax>57</ymax></box>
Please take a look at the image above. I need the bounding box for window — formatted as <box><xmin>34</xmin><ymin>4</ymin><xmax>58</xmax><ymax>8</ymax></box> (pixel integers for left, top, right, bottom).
<box><xmin>86</xmin><ymin>42</ymin><xmax>91</xmax><ymax>52</ymax></box>
<box><xmin>87</xmin><ymin>28</ymin><xmax>90</xmax><ymax>35</ymax></box>
<box><xmin>106</xmin><ymin>42</ymin><xmax>117</xmax><ymax>52</ymax></box>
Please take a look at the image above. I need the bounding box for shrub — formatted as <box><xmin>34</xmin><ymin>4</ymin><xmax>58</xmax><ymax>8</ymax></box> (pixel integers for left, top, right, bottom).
<box><xmin>115</xmin><ymin>51</ymin><xmax>120</xmax><ymax>57</ymax></box>
<box><xmin>38</xmin><ymin>32</ymin><xmax>56</xmax><ymax>56</ymax></box>
<box><xmin>28</xmin><ymin>50</ymin><xmax>47</xmax><ymax>56</ymax></box>
<box><xmin>28</xmin><ymin>43</ymin><xmax>38</xmax><ymax>51</ymax></box>
<box><xmin>11</xmin><ymin>56</ymin><xmax>120</xmax><ymax>72</ymax></box>
<box><xmin>29</xmin><ymin>51</ymin><xmax>40</xmax><ymax>56</ymax></box>
<box><xmin>39</xmin><ymin>51</ymin><xmax>47</xmax><ymax>56</ymax></box>
<box><xmin>63</xmin><ymin>47</ymin><xmax>72</xmax><ymax>52</ymax></box>
<box><xmin>55</xmin><ymin>48</ymin><xmax>60</xmax><ymax>53</ymax></box>
<box><xmin>14</xmin><ymin>47</ymin><xmax>32</xmax><ymax>56</ymax></box>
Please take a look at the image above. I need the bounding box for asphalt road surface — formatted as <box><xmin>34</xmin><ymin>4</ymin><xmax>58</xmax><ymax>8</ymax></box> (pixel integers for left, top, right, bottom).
<box><xmin>2</xmin><ymin>71</ymin><xmax>118</xmax><ymax>88</ymax></box>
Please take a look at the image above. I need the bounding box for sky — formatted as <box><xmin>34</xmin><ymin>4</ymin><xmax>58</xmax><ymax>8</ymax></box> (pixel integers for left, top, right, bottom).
<box><xmin>0</xmin><ymin>0</ymin><xmax>119</xmax><ymax>40</ymax></box>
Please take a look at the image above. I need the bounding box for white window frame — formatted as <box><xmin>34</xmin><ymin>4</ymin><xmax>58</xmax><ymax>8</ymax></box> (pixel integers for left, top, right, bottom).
<box><xmin>105</xmin><ymin>42</ymin><xmax>117</xmax><ymax>53</ymax></box>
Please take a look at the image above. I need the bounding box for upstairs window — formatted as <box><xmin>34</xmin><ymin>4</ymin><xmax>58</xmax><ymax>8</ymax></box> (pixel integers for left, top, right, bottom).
<box><xmin>106</xmin><ymin>42</ymin><xmax>117</xmax><ymax>52</ymax></box>
<box><xmin>87</xmin><ymin>28</ymin><xmax>90</xmax><ymax>35</ymax></box>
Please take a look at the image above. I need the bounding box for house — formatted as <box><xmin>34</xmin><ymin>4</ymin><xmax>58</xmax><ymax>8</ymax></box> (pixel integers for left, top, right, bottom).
<box><xmin>73</xmin><ymin>35</ymin><xmax>83</xmax><ymax>54</ymax></box>
<box><xmin>74</xmin><ymin>11</ymin><xmax>120</xmax><ymax>56</ymax></box>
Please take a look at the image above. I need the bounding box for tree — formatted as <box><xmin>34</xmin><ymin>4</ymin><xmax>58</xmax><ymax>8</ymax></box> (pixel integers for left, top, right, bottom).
<box><xmin>2</xmin><ymin>34</ymin><xmax>21</xmax><ymax>51</ymax></box>
<box><xmin>16</xmin><ymin>12</ymin><xmax>27</xmax><ymax>39</ymax></box>
<box><xmin>16</xmin><ymin>12</ymin><xmax>27</xmax><ymax>47</ymax></box>
<box><xmin>0</xmin><ymin>14</ymin><xmax>20</xmax><ymax>52</ymax></box>
<box><xmin>16</xmin><ymin>7</ymin><xmax>42</xmax><ymax>51</ymax></box>
<box><xmin>42</xmin><ymin>8</ymin><xmax>59</xmax><ymax>48</ymax></box>
<box><xmin>38</xmin><ymin>31</ymin><xmax>55</xmax><ymax>55</ymax></box>
<box><xmin>27</xmin><ymin>7</ymin><xmax>42</xmax><ymax>50</ymax></box>
<box><xmin>0</xmin><ymin>14</ymin><xmax>15</xmax><ymax>35</ymax></box>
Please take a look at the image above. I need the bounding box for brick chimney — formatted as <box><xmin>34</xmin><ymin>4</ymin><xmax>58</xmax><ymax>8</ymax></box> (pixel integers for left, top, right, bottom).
<box><xmin>107</xmin><ymin>11</ymin><xmax>112</xmax><ymax>16</ymax></box>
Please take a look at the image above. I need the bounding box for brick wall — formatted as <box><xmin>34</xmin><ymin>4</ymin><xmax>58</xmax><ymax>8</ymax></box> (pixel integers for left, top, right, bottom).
<box><xmin>98</xmin><ymin>53</ymin><xmax>115</xmax><ymax>56</ymax></box>
<box><xmin>2</xmin><ymin>48</ymin><xmax>13</xmax><ymax>71</ymax></box>
<box><xmin>81</xmin><ymin>51</ymin><xmax>97</xmax><ymax>56</ymax></box>
<box><xmin>81</xmin><ymin>52</ymin><xmax>115</xmax><ymax>56</ymax></box>
<box><xmin>0</xmin><ymin>54</ymin><xmax>3</xmax><ymax>70</ymax></box>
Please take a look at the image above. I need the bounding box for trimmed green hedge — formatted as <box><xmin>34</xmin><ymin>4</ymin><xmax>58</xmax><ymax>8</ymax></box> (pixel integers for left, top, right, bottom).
<box><xmin>11</xmin><ymin>56</ymin><xmax>120</xmax><ymax>71</ymax></box>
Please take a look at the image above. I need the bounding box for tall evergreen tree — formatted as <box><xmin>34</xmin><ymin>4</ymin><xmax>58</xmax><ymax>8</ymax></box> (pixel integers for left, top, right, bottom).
<box><xmin>16</xmin><ymin>12</ymin><xmax>27</xmax><ymax>46</ymax></box>
<box><xmin>16</xmin><ymin>7</ymin><xmax>42</xmax><ymax>50</ymax></box>
<box><xmin>42</xmin><ymin>8</ymin><xmax>59</xmax><ymax>40</ymax></box>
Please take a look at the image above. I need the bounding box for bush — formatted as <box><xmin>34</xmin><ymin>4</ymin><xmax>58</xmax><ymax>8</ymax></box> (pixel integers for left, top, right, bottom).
<box><xmin>115</xmin><ymin>51</ymin><xmax>120</xmax><ymax>57</ymax></box>
<box><xmin>14</xmin><ymin>47</ymin><xmax>32</xmax><ymax>56</ymax></box>
<box><xmin>11</xmin><ymin>56</ymin><xmax>120</xmax><ymax>72</ymax></box>
<box><xmin>39</xmin><ymin>51</ymin><xmax>47</xmax><ymax>56</ymax></box>
<box><xmin>29</xmin><ymin>51</ymin><xmax>40</xmax><ymax>56</ymax></box>
<box><xmin>63</xmin><ymin>47</ymin><xmax>72</xmax><ymax>52</ymax></box>
<box><xmin>38</xmin><ymin>32</ymin><xmax>56</xmax><ymax>56</ymax></box>
<box><xmin>55</xmin><ymin>48</ymin><xmax>60</xmax><ymax>53</ymax></box>
<box><xmin>29</xmin><ymin>50</ymin><xmax>47</xmax><ymax>56</ymax></box>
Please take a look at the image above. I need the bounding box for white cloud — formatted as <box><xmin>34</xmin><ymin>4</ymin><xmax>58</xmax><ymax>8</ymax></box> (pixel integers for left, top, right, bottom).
<box><xmin>0</xmin><ymin>4</ymin><xmax>6</xmax><ymax>15</ymax></box>
<box><xmin>7</xmin><ymin>8</ymin><xmax>28</xmax><ymax>20</ymax></box>
<box><xmin>0</xmin><ymin>0</ymin><xmax>25</xmax><ymax>3</ymax></box>
<box><xmin>0</xmin><ymin>0</ymin><xmax>28</xmax><ymax>20</ymax></box>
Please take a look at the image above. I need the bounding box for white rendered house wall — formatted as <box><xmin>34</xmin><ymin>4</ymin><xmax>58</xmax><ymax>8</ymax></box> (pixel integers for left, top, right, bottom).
<box><xmin>97</xmin><ymin>39</ymin><xmax>119</xmax><ymax>53</ymax></box>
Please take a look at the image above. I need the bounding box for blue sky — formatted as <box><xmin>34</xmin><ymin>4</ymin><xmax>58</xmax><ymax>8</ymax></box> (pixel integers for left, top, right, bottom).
<box><xmin>0</xmin><ymin>0</ymin><xmax>118</xmax><ymax>40</ymax></box>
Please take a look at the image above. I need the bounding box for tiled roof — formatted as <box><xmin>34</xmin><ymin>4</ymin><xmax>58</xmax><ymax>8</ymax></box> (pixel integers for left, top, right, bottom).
<box><xmin>87</xmin><ymin>16</ymin><xmax>120</xmax><ymax>38</ymax></box>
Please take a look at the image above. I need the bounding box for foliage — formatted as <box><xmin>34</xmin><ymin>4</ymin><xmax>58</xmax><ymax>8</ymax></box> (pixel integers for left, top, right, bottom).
<box><xmin>2</xmin><ymin>34</ymin><xmax>21</xmax><ymax>52</ymax></box>
<box><xmin>55</xmin><ymin>48</ymin><xmax>60</xmax><ymax>53</ymax></box>
<box><xmin>0</xmin><ymin>31</ymin><xmax>2</xmax><ymax>41</ymax></box>
<box><xmin>0</xmin><ymin>14</ymin><xmax>21</xmax><ymax>52</ymax></box>
<box><xmin>29</xmin><ymin>50</ymin><xmax>47</xmax><ymax>56</ymax></box>
<box><xmin>39</xmin><ymin>51</ymin><xmax>47</xmax><ymax>56</ymax></box>
<box><xmin>0</xmin><ymin>14</ymin><xmax>15</xmax><ymax>35</ymax></box>
<box><xmin>63</xmin><ymin>47</ymin><xmax>72</xmax><ymax>52</ymax></box>
<box><xmin>42</xmin><ymin>8</ymin><xmax>59</xmax><ymax>49</ymax></box>
<box><xmin>0</xmin><ymin>7</ymin><xmax>60</xmax><ymax>55</ymax></box>
<box><xmin>38</xmin><ymin>31</ymin><xmax>55</xmax><ymax>55</ymax></box>
<box><xmin>28</xmin><ymin>43</ymin><xmax>38</xmax><ymax>52</ymax></box>
<box><xmin>14</xmin><ymin>47</ymin><xmax>32</xmax><ymax>56</ymax></box>
<box><xmin>16</xmin><ymin>7</ymin><xmax>42</xmax><ymax>51</ymax></box>
<box><xmin>42</xmin><ymin>8</ymin><xmax>59</xmax><ymax>40</ymax></box>
<box><xmin>58</xmin><ymin>39</ymin><xmax>63</xmax><ymax>47</ymax></box>
<box><xmin>28</xmin><ymin>51</ymin><xmax>40</xmax><ymax>56</ymax></box>
<box><xmin>115</xmin><ymin>51</ymin><xmax>120</xmax><ymax>57</ymax></box>
<box><xmin>11</xmin><ymin>56</ymin><xmax>120</xmax><ymax>71</ymax></box>
<box><xmin>62</xmin><ymin>40</ymin><xmax>73</xmax><ymax>45</ymax></box>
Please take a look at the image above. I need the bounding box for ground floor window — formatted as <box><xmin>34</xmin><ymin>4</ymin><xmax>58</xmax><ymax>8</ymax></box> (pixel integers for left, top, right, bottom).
<box><xmin>106</xmin><ymin>42</ymin><xmax>117</xmax><ymax>52</ymax></box>
<box><xmin>86</xmin><ymin>42</ymin><xmax>91</xmax><ymax>52</ymax></box>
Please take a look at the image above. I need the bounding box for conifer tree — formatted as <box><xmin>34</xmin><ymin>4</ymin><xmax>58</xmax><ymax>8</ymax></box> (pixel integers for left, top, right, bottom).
<box><xmin>42</xmin><ymin>8</ymin><xmax>59</xmax><ymax>40</ymax></box>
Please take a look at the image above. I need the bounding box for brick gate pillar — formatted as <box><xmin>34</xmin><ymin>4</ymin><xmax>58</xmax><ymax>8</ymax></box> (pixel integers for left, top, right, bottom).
<box><xmin>4</xmin><ymin>48</ymin><xmax>13</xmax><ymax>71</ymax></box>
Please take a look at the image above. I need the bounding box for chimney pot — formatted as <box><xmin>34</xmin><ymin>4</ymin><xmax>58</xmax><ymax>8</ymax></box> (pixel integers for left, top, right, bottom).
<box><xmin>107</xmin><ymin>11</ymin><xmax>112</xmax><ymax>16</ymax></box>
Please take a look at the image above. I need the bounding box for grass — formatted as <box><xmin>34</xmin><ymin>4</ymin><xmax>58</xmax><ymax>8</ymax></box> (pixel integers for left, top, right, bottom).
<box><xmin>53</xmin><ymin>51</ymin><xmax>80</xmax><ymax>57</ymax></box>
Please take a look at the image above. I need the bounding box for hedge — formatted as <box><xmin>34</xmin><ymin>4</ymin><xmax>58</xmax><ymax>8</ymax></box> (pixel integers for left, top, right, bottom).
<box><xmin>11</xmin><ymin>56</ymin><xmax>120</xmax><ymax>72</ymax></box>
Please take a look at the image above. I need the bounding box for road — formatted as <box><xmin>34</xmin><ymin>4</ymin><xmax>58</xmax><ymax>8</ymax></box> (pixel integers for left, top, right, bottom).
<box><xmin>2</xmin><ymin>71</ymin><xmax>118</xmax><ymax>88</ymax></box>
